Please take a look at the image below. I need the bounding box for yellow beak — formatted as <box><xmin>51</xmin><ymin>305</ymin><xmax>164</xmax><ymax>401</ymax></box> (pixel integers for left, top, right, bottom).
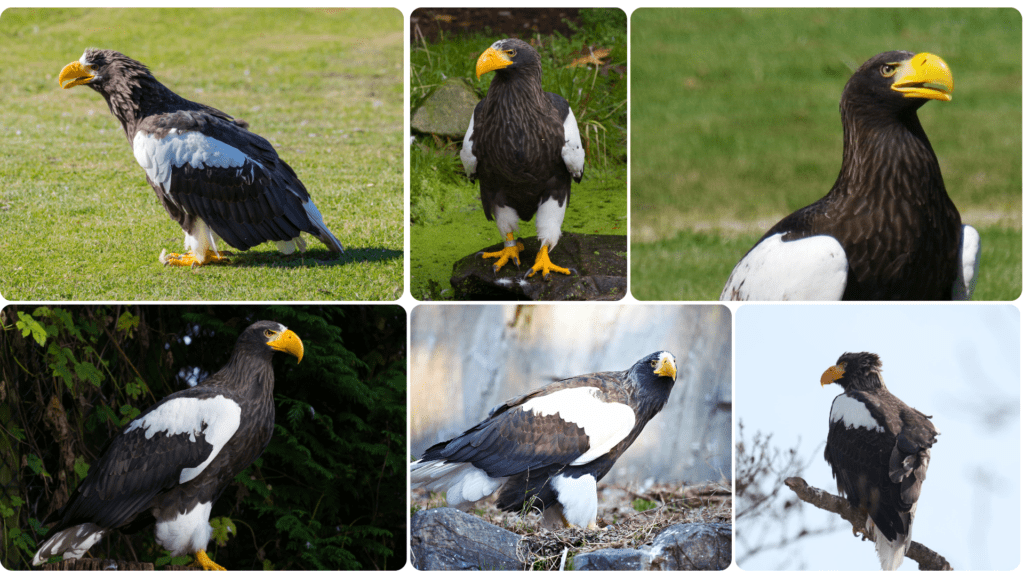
<box><xmin>268</xmin><ymin>329</ymin><xmax>304</xmax><ymax>363</ymax></box>
<box><xmin>59</xmin><ymin>60</ymin><xmax>94</xmax><ymax>89</ymax></box>
<box><xmin>475</xmin><ymin>46</ymin><xmax>513</xmax><ymax>79</ymax></box>
<box><xmin>654</xmin><ymin>354</ymin><xmax>677</xmax><ymax>380</ymax></box>
<box><xmin>892</xmin><ymin>52</ymin><xmax>953</xmax><ymax>102</ymax></box>
<box><xmin>820</xmin><ymin>364</ymin><xmax>845</xmax><ymax>387</ymax></box>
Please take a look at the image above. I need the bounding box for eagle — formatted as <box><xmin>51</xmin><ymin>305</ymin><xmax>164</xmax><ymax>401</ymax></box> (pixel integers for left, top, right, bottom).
<box><xmin>32</xmin><ymin>321</ymin><xmax>304</xmax><ymax>570</ymax></box>
<box><xmin>721</xmin><ymin>51</ymin><xmax>979</xmax><ymax>300</ymax></box>
<box><xmin>820</xmin><ymin>352</ymin><xmax>939</xmax><ymax>570</ymax></box>
<box><xmin>411</xmin><ymin>351</ymin><xmax>676</xmax><ymax>529</ymax></box>
<box><xmin>460</xmin><ymin>38</ymin><xmax>586</xmax><ymax>279</ymax></box>
<box><xmin>58</xmin><ymin>49</ymin><xmax>344</xmax><ymax>266</ymax></box>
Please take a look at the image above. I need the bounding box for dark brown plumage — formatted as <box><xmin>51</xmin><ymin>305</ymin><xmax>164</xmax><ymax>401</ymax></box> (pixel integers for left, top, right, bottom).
<box><xmin>58</xmin><ymin>49</ymin><xmax>342</xmax><ymax>266</ymax></box>
<box><xmin>32</xmin><ymin>321</ymin><xmax>303</xmax><ymax>569</ymax></box>
<box><xmin>821</xmin><ymin>352</ymin><xmax>939</xmax><ymax>570</ymax></box>
<box><xmin>461</xmin><ymin>38</ymin><xmax>586</xmax><ymax>279</ymax></box>
<box><xmin>410</xmin><ymin>351</ymin><xmax>676</xmax><ymax>529</ymax></box>
<box><xmin>722</xmin><ymin>51</ymin><xmax>978</xmax><ymax>301</ymax></box>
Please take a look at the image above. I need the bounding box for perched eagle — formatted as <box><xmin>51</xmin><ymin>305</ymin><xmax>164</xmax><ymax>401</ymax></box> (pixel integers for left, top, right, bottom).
<box><xmin>58</xmin><ymin>49</ymin><xmax>344</xmax><ymax>266</ymax></box>
<box><xmin>411</xmin><ymin>351</ymin><xmax>677</xmax><ymax>529</ymax></box>
<box><xmin>821</xmin><ymin>352</ymin><xmax>939</xmax><ymax>570</ymax></box>
<box><xmin>32</xmin><ymin>321</ymin><xmax>303</xmax><ymax>570</ymax></box>
<box><xmin>461</xmin><ymin>38</ymin><xmax>586</xmax><ymax>279</ymax></box>
<box><xmin>721</xmin><ymin>51</ymin><xmax>979</xmax><ymax>300</ymax></box>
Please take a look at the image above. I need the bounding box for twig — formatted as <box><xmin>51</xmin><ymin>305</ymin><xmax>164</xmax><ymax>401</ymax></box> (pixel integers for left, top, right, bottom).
<box><xmin>784</xmin><ymin>477</ymin><xmax>952</xmax><ymax>570</ymax></box>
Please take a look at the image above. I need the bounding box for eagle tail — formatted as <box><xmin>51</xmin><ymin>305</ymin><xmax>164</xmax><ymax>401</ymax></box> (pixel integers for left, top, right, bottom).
<box><xmin>32</xmin><ymin>523</ymin><xmax>108</xmax><ymax>566</ymax></box>
<box><xmin>410</xmin><ymin>459</ymin><xmax>501</xmax><ymax>509</ymax></box>
<box><xmin>867</xmin><ymin>513</ymin><xmax>912</xmax><ymax>571</ymax></box>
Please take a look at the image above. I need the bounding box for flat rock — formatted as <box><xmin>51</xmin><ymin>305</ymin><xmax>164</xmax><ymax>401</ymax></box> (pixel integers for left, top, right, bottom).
<box><xmin>450</xmin><ymin>232</ymin><xmax>626</xmax><ymax>300</ymax></box>
<box><xmin>573</xmin><ymin>548</ymin><xmax>647</xmax><ymax>571</ymax></box>
<box><xmin>644</xmin><ymin>522</ymin><xmax>732</xmax><ymax>570</ymax></box>
<box><xmin>411</xmin><ymin>78</ymin><xmax>478</xmax><ymax>138</ymax></box>
<box><xmin>410</xmin><ymin>508</ymin><xmax>525</xmax><ymax>570</ymax></box>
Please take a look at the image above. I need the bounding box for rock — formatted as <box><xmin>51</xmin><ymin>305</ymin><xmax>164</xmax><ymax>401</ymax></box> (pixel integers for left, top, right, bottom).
<box><xmin>410</xmin><ymin>508</ymin><xmax>525</xmax><ymax>570</ymax></box>
<box><xmin>572</xmin><ymin>548</ymin><xmax>647</xmax><ymax>571</ymax></box>
<box><xmin>644</xmin><ymin>522</ymin><xmax>732</xmax><ymax>570</ymax></box>
<box><xmin>450</xmin><ymin>233</ymin><xmax>626</xmax><ymax>300</ymax></box>
<box><xmin>573</xmin><ymin>523</ymin><xmax>731</xmax><ymax>571</ymax></box>
<box><xmin>411</xmin><ymin>78</ymin><xmax>479</xmax><ymax>138</ymax></box>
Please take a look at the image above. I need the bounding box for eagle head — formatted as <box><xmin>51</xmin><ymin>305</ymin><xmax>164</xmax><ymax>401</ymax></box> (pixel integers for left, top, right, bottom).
<box><xmin>843</xmin><ymin>51</ymin><xmax>953</xmax><ymax>116</ymax></box>
<box><xmin>59</xmin><ymin>48</ymin><xmax>151</xmax><ymax>92</ymax></box>
<box><xmin>820</xmin><ymin>351</ymin><xmax>883</xmax><ymax>391</ymax></box>
<box><xmin>474</xmin><ymin>38</ymin><xmax>540</xmax><ymax>79</ymax></box>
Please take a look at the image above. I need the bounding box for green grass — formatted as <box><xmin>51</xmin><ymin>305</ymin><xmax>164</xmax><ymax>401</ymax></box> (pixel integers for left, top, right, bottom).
<box><xmin>633</xmin><ymin>225</ymin><xmax>1022</xmax><ymax>301</ymax></box>
<box><xmin>0</xmin><ymin>8</ymin><xmax>403</xmax><ymax>300</ymax></box>
<box><xmin>410</xmin><ymin>10</ymin><xmax>627</xmax><ymax>300</ymax></box>
<box><xmin>631</xmin><ymin>8</ymin><xmax>1021</xmax><ymax>300</ymax></box>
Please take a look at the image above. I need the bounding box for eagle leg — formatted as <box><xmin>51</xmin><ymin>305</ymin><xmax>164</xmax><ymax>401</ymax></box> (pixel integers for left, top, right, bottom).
<box><xmin>159</xmin><ymin>249</ymin><xmax>231</xmax><ymax>267</ymax></box>
<box><xmin>480</xmin><ymin>232</ymin><xmax>524</xmax><ymax>273</ymax></box>
<box><xmin>193</xmin><ymin>550</ymin><xmax>226</xmax><ymax>571</ymax></box>
<box><xmin>525</xmin><ymin>245</ymin><xmax>572</xmax><ymax>279</ymax></box>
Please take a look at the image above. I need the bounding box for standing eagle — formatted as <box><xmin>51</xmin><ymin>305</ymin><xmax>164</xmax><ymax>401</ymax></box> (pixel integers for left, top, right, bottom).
<box><xmin>821</xmin><ymin>352</ymin><xmax>939</xmax><ymax>570</ymax></box>
<box><xmin>721</xmin><ymin>51</ymin><xmax>979</xmax><ymax>300</ymax></box>
<box><xmin>58</xmin><ymin>49</ymin><xmax>344</xmax><ymax>266</ymax></box>
<box><xmin>411</xmin><ymin>351</ymin><xmax>676</xmax><ymax>529</ymax></box>
<box><xmin>32</xmin><ymin>321</ymin><xmax>303</xmax><ymax>570</ymax></box>
<box><xmin>460</xmin><ymin>38</ymin><xmax>586</xmax><ymax>279</ymax></box>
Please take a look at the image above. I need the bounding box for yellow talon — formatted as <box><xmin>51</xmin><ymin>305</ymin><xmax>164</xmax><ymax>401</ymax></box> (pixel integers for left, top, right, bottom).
<box><xmin>481</xmin><ymin>232</ymin><xmax>524</xmax><ymax>273</ymax></box>
<box><xmin>526</xmin><ymin>245</ymin><xmax>572</xmax><ymax>278</ymax></box>
<box><xmin>194</xmin><ymin>549</ymin><xmax>226</xmax><ymax>571</ymax></box>
<box><xmin>159</xmin><ymin>249</ymin><xmax>230</xmax><ymax>267</ymax></box>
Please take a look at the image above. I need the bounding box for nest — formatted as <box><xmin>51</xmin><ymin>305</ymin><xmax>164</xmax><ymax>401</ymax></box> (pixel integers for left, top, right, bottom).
<box><xmin>412</xmin><ymin>481</ymin><xmax>732</xmax><ymax>570</ymax></box>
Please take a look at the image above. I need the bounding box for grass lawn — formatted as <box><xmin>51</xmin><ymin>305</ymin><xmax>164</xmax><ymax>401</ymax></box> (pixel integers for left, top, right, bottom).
<box><xmin>409</xmin><ymin>10</ymin><xmax>628</xmax><ymax>300</ymax></box>
<box><xmin>631</xmin><ymin>8</ymin><xmax>1021</xmax><ymax>300</ymax></box>
<box><xmin>0</xmin><ymin>8</ymin><xmax>404</xmax><ymax>301</ymax></box>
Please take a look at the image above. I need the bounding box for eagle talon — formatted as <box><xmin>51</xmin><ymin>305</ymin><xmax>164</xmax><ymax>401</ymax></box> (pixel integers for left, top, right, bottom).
<box><xmin>525</xmin><ymin>245</ymin><xmax>572</xmax><ymax>279</ymax></box>
<box><xmin>481</xmin><ymin>233</ymin><xmax>524</xmax><ymax>273</ymax></box>
<box><xmin>194</xmin><ymin>550</ymin><xmax>226</xmax><ymax>571</ymax></box>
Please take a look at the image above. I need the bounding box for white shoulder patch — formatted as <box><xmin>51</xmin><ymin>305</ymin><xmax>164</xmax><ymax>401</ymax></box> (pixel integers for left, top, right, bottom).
<box><xmin>521</xmin><ymin>387</ymin><xmax>636</xmax><ymax>465</ymax></box>
<box><xmin>830</xmin><ymin>394</ymin><xmax>884</xmax><ymax>432</ymax></box>
<box><xmin>124</xmin><ymin>395</ymin><xmax>242</xmax><ymax>484</ymax></box>
<box><xmin>460</xmin><ymin>110</ymin><xmax>477</xmax><ymax>177</ymax></box>
<box><xmin>720</xmin><ymin>233</ymin><xmax>848</xmax><ymax>301</ymax></box>
<box><xmin>953</xmin><ymin>224</ymin><xmax>980</xmax><ymax>300</ymax></box>
<box><xmin>561</xmin><ymin>107</ymin><xmax>585</xmax><ymax>180</ymax></box>
<box><xmin>133</xmin><ymin>131</ymin><xmax>252</xmax><ymax>196</ymax></box>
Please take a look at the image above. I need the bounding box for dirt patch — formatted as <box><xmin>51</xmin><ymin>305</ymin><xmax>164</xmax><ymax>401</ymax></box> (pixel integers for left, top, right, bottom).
<box><xmin>410</xmin><ymin>8</ymin><xmax>583</xmax><ymax>44</ymax></box>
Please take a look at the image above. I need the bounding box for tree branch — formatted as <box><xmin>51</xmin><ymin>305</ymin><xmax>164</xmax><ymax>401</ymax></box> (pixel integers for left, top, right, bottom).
<box><xmin>784</xmin><ymin>477</ymin><xmax>952</xmax><ymax>571</ymax></box>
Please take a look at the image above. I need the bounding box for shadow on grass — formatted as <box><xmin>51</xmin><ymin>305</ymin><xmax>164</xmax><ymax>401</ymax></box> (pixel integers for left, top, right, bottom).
<box><xmin>201</xmin><ymin>247</ymin><xmax>403</xmax><ymax>269</ymax></box>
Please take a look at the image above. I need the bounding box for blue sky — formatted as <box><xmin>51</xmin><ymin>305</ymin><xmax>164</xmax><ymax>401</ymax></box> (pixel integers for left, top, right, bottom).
<box><xmin>735</xmin><ymin>304</ymin><xmax>1020</xmax><ymax>571</ymax></box>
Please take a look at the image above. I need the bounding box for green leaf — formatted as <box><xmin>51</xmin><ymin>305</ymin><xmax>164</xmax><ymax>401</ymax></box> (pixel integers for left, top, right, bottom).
<box><xmin>25</xmin><ymin>453</ymin><xmax>50</xmax><ymax>478</ymax></box>
<box><xmin>116</xmin><ymin>311</ymin><xmax>140</xmax><ymax>334</ymax></box>
<box><xmin>15</xmin><ymin>311</ymin><xmax>47</xmax><ymax>346</ymax></box>
<box><xmin>74</xmin><ymin>360</ymin><xmax>104</xmax><ymax>387</ymax></box>
<box><xmin>209</xmin><ymin>517</ymin><xmax>237</xmax><ymax>547</ymax></box>
<box><xmin>74</xmin><ymin>455</ymin><xmax>90</xmax><ymax>480</ymax></box>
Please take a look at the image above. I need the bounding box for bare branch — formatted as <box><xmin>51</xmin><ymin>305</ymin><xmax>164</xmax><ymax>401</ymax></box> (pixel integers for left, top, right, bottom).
<box><xmin>784</xmin><ymin>477</ymin><xmax>952</xmax><ymax>571</ymax></box>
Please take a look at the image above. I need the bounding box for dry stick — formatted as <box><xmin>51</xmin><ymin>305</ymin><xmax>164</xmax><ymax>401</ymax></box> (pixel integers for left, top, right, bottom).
<box><xmin>783</xmin><ymin>477</ymin><xmax>952</xmax><ymax>571</ymax></box>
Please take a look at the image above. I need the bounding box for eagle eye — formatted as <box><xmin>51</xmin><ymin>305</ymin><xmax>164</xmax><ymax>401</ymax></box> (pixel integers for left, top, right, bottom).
<box><xmin>505</xmin><ymin>49</ymin><xmax>516</xmax><ymax>58</ymax></box>
<box><xmin>880</xmin><ymin>63</ymin><xmax>898</xmax><ymax>78</ymax></box>
<box><xmin>650</xmin><ymin>359</ymin><xmax>657</xmax><ymax>369</ymax></box>
<box><xmin>264</xmin><ymin>329</ymin><xmax>276</xmax><ymax>338</ymax></box>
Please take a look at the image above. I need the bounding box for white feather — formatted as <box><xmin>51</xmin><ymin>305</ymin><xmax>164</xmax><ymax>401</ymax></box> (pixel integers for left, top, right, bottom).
<box><xmin>534</xmin><ymin>197</ymin><xmax>567</xmax><ymax>251</ymax></box>
<box><xmin>829</xmin><ymin>394</ymin><xmax>884</xmax><ymax>433</ymax></box>
<box><xmin>32</xmin><ymin>524</ymin><xmax>107</xmax><ymax>565</ymax></box>
<box><xmin>155</xmin><ymin>501</ymin><xmax>213</xmax><ymax>557</ymax></box>
<box><xmin>132</xmin><ymin>131</ymin><xmax>254</xmax><ymax>200</ymax></box>
<box><xmin>720</xmin><ymin>232</ymin><xmax>848</xmax><ymax>300</ymax></box>
<box><xmin>460</xmin><ymin>111</ymin><xmax>477</xmax><ymax>177</ymax></box>
<box><xmin>551</xmin><ymin>474</ymin><xmax>597</xmax><ymax>528</ymax></box>
<box><xmin>561</xmin><ymin>107</ymin><xmax>585</xmax><ymax>180</ymax></box>
<box><xmin>493</xmin><ymin>205</ymin><xmax>520</xmax><ymax>237</ymax></box>
<box><xmin>124</xmin><ymin>395</ymin><xmax>241</xmax><ymax>484</ymax></box>
<box><xmin>410</xmin><ymin>460</ymin><xmax>502</xmax><ymax>509</ymax></box>
<box><xmin>953</xmin><ymin>224</ymin><xmax>980</xmax><ymax>300</ymax></box>
<box><xmin>521</xmin><ymin>387</ymin><xmax>635</xmax><ymax>465</ymax></box>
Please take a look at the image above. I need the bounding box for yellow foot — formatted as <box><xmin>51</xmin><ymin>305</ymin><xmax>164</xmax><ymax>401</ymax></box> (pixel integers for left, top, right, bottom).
<box><xmin>194</xmin><ymin>549</ymin><xmax>226</xmax><ymax>571</ymax></box>
<box><xmin>159</xmin><ymin>249</ymin><xmax>230</xmax><ymax>267</ymax></box>
<box><xmin>526</xmin><ymin>245</ymin><xmax>572</xmax><ymax>279</ymax></box>
<box><xmin>481</xmin><ymin>232</ymin><xmax>524</xmax><ymax>273</ymax></box>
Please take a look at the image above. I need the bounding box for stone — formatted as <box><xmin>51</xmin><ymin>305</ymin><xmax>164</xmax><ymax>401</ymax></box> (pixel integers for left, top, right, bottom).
<box><xmin>411</xmin><ymin>78</ymin><xmax>479</xmax><ymax>138</ymax></box>
<box><xmin>644</xmin><ymin>522</ymin><xmax>732</xmax><ymax>570</ymax></box>
<box><xmin>410</xmin><ymin>508</ymin><xmax>525</xmax><ymax>570</ymax></box>
<box><xmin>572</xmin><ymin>548</ymin><xmax>647</xmax><ymax>571</ymax></box>
<box><xmin>450</xmin><ymin>232</ymin><xmax>626</xmax><ymax>300</ymax></box>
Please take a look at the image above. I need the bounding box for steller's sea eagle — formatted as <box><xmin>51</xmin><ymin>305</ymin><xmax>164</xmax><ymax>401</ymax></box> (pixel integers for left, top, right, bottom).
<box><xmin>821</xmin><ymin>352</ymin><xmax>939</xmax><ymax>570</ymax></box>
<box><xmin>32</xmin><ymin>321</ymin><xmax>303</xmax><ymax>570</ymax></box>
<box><xmin>58</xmin><ymin>49</ymin><xmax>344</xmax><ymax>266</ymax></box>
<box><xmin>721</xmin><ymin>51</ymin><xmax>979</xmax><ymax>300</ymax></box>
<box><xmin>411</xmin><ymin>351</ymin><xmax>676</xmax><ymax>529</ymax></box>
<box><xmin>461</xmin><ymin>38</ymin><xmax>586</xmax><ymax>279</ymax></box>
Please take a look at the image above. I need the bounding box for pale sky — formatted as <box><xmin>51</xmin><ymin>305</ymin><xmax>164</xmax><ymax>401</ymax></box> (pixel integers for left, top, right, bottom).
<box><xmin>735</xmin><ymin>304</ymin><xmax>1020</xmax><ymax>571</ymax></box>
